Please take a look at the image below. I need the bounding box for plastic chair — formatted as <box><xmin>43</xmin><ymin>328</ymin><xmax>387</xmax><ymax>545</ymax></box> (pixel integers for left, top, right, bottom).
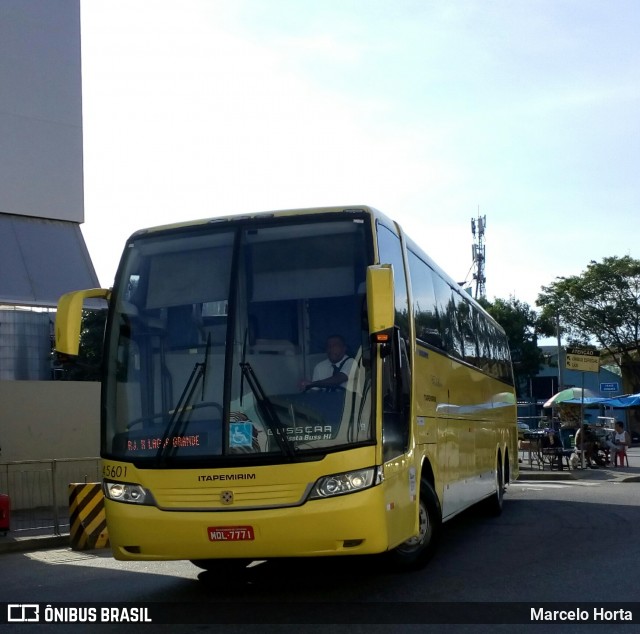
<box><xmin>557</xmin><ymin>429</ymin><xmax>576</xmax><ymax>468</ymax></box>
<box><xmin>539</xmin><ymin>432</ymin><xmax>571</xmax><ymax>470</ymax></box>
<box><xmin>614</xmin><ymin>448</ymin><xmax>630</xmax><ymax>467</ymax></box>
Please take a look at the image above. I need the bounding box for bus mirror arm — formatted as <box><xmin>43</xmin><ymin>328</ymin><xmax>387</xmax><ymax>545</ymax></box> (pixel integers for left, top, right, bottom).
<box><xmin>55</xmin><ymin>288</ymin><xmax>111</xmax><ymax>356</ymax></box>
<box><xmin>371</xmin><ymin>327</ymin><xmax>394</xmax><ymax>358</ymax></box>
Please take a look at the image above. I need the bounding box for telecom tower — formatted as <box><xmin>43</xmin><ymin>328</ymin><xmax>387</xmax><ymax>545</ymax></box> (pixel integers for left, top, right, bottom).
<box><xmin>471</xmin><ymin>213</ymin><xmax>486</xmax><ymax>300</ymax></box>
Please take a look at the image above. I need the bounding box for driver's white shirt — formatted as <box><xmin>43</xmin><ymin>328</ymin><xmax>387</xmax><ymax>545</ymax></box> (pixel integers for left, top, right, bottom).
<box><xmin>312</xmin><ymin>355</ymin><xmax>354</xmax><ymax>384</ymax></box>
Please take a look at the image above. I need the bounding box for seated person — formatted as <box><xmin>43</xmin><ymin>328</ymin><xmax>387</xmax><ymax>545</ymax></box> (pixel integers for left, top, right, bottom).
<box><xmin>301</xmin><ymin>335</ymin><xmax>354</xmax><ymax>391</ymax></box>
<box><xmin>541</xmin><ymin>429</ymin><xmax>564</xmax><ymax>470</ymax></box>
<box><xmin>574</xmin><ymin>424</ymin><xmax>599</xmax><ymax>468</ymax></box>
<box><xmin>606</xmin><ymin>421</ymin><xmax>631</xmax><ymax>467</ymax></box>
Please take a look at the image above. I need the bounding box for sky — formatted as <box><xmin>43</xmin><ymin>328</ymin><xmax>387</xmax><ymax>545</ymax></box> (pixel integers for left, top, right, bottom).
<box><xmin>79</xmin><ymin>0</ymin><xmax>640</xmax><ymax>309</ymax></box>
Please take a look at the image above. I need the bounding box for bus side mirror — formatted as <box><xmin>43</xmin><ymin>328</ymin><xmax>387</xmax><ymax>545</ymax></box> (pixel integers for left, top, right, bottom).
<box><xmin>56</xmin><ymin>288</ymin><xmax>111</xmax><ymax>357</ymax></box>
<box><xmin>366</xmin><ymin>264</ymin><xmax>395</xmax><ymax>337</ymax></box>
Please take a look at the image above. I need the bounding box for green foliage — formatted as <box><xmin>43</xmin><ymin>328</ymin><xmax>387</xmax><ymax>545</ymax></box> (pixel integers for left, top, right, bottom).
<box><xmin>56</xmin><ymin>308</ymin><xmax>107</xmax><ymax>381</ymax></box>
<box><xmin>478</xmin><ymin>296</ymin><xmax>552</xmax><ymax>397</ymax></box>
<box><xmin>537</xmin><ymin>255</ymin><xmax>640</xmax><ymax>388</ymax></box>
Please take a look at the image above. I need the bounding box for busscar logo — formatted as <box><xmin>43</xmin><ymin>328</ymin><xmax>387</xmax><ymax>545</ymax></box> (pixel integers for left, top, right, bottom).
<box><xmin>8</xmin><ymin>604</ymin><xmax>39</xmax><ymax>622</ymax></box>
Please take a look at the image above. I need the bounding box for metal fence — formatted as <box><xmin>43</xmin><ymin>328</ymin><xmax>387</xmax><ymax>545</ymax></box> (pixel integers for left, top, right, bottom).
<box><xmin>0</xmin><ymin>458</ymin><xmax>101</xmax><ymax>536</ymax></box>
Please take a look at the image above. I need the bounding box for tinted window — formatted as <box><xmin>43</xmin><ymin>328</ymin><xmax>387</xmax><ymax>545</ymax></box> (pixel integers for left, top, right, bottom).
<box><xmin>432</xmin><ymin>274</ymin><xmax>453</xmax><ymax>354</ymax></box>
<box><xmin>407</xmin><ymin>250</ymin><xmax>443</xmax><ymax>349</ymax></box>
<box><xmin>454</xmin><ymin>295</ymin><xmax>478</xmax><ymax>363</ymax></box>
<box><xmin>377</xmin><ymin>223</ymin><xmax>410</xmax><ymax>341</ymax></box>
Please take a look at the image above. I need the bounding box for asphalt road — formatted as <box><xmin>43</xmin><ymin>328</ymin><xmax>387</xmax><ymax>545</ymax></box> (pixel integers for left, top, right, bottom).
<box><xmin>2</xmin><ymin>479</ymin><xmax>639</xmax><ymax>632</ymax></box>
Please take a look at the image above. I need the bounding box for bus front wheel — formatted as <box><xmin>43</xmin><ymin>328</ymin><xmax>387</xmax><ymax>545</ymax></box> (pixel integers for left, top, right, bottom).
<box><xmin>191</xmin><ymin>558</ymin><xmax>253</xmax><ymax>575</ymax></box>
<box><xmin>386</xmin><ymin>480</ymin><xmax>441</xmax><ymax>570</ymax></box>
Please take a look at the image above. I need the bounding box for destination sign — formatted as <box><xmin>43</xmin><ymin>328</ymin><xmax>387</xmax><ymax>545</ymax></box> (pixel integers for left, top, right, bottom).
<box><xmin>124</xmin><ymin>432</ymin><xmax>208</xmax><ymax>455</ymax></box>
<box><xmin>113</xmin><ymin>426</ymin><xmax>216</xmax><ymax>456</ymax></box>
<box><xmin>565</xmin><ymin>347</ymin><xmax>600</xmax><ymax>373</ymax></box>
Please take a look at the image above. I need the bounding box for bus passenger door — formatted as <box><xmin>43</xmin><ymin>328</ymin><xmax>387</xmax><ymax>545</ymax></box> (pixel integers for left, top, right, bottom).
<box><xmin>380</xmin><ymin>328</ymin><xmax>418</xmax><ymax>546</ymax></box>
<box><xmin>367</xmin><ymin>264</ymin><xmax>417</xmax><ymax>547</ymax></box>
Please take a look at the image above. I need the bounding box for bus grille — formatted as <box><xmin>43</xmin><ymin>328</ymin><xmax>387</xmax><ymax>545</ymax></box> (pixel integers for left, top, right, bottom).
<box><xmin>153</xmin><ymin>482</ymin><xmax>310</xmax><ymax>510</ymax></box>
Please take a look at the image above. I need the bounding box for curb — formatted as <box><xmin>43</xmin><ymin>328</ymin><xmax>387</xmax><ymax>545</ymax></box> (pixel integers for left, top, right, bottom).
<box><xmin>518</xmin><ymin>472</ymin><xmax>576</xmax><ymax>481</ymax></box>
<box><xmin>517</xmin><ymin>470</ymin><xmax>640</xmax><ymax>483</ymax></box>
<box><xmin>0</xmin><ymin>534</ymin><xmax>69</xmax><ymax>554</ymax></box>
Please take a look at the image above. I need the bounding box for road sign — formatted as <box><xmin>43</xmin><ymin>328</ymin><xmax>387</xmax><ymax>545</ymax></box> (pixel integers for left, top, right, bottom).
<box><xmin>600</xmin><ymin>382</ymin><xmax>619</xmax><ymax>393</ymax></box>
<box><xmin>565</xmin><ymin>347</ymin><xmax>600</xmax><ymax>373</ymax></box>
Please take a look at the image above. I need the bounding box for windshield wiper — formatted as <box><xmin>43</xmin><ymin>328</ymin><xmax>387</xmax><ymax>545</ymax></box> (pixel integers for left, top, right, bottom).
<box><xmin>156</xmin><ymin>335</ymin><xmax>211</xmax><ymax>461</ymax></box>
<box><xmin>240</xmin><ymin>326</ymin><xmax>248</xmax><ymax>407</ymax></box>
<box><xmin>240</xmin><ymin>361</ymin><xmax>296</xmax><ymax>459</ymax></box>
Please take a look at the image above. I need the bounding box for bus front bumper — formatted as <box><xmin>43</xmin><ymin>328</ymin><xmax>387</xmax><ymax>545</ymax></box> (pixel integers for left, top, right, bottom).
<box><xmin>105</xmin><ymin>486</ymin><xmax>391</xmax><ymax>561</ymax></box>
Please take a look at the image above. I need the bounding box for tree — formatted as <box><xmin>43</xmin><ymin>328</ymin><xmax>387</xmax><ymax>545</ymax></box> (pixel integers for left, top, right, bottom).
<box><xmin>478</xmin><ymin>296</ymin><xmax>554</xmax><ymax>397</ymax></box>
<box><xmin>55</xmin><ymin>308</ymin><xmax>107</xmax><ymax>381</ymax></box>
<box><xmin>537</xmin><ymin>255</ymin><xmax>640</xmax><ymax>391</ymax></box>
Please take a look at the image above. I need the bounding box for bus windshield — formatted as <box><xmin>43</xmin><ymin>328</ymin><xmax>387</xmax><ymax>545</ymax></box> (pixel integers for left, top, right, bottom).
<box><xmin>103</xmin><ymin>216</ymin><xmax>374</xmax><ymax>465</ymax></box>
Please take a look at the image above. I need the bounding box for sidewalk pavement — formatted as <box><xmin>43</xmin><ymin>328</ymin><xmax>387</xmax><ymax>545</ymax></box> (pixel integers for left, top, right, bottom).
<box><xmin>517</xmin><ymin>445</ymin><xmax>640</xmax><ymax>483</ymax></box>
<box><xmin>0</xmin><ymin>532</ymin><xmax>70</xmax><ymax>554</ymax></box>
<box><xmin>2</xmin><ymin>449</ymin><xmax>639</xmax><ymax>556</ymax></box>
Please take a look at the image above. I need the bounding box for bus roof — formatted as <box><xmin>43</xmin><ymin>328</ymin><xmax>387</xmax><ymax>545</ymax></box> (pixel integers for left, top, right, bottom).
<box><xmin>126</xmin><ymin>204</ymin><xmax>503</xmax><ymax>333</ymax></box>
<box><xmin>129</xmin><ymin>205</ymin><xmax>387</xmax><ymax>239</ymax></box>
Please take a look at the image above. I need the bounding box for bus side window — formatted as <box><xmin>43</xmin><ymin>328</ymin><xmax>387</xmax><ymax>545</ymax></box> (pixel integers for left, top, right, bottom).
<box><xmin>432</xmin><ymin>275</ymin><xmax>454</xmax><ymax>354</ymax></box>
<box><xmin>407</xmin><ymin>250</ymin><xmax>443</xmax><ymax>350</ymax></box>
<box><xmin>376</xmin><ymin>223</ymin><xmax>410</xmax><ymax>343</ymax></box>
<box><xmin>381</xmin><ymin>328</ymin><xmax>411</xmax><ymax>461</ymax></box>
<box><xmin>377</xmin><ymin>223</ymin><xmax>413</xmax><ymax>461</ymax></box>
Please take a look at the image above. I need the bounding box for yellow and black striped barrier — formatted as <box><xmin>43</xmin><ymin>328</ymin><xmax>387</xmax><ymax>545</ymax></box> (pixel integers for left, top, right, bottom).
<box><xmin>68</xmin><ymin>483</ymin><xmax>109</xmax><ymax>550</ymax></box>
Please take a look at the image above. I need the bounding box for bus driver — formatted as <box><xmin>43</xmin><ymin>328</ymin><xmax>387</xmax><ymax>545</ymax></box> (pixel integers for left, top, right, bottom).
<box><xmin>301</xmin><ymin>335</ymin><xmax>354</xmax><ymax>391</ymax></box>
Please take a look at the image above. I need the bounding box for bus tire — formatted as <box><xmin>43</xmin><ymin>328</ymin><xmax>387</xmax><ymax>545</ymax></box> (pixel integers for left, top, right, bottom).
<box><xmin>190</xmin><ymin>558</ymin><xmax>252</xmax><ymax>574</ymax></box>
<box><xmin>484</xmin><ymin>457</ymin><xmax>504</xmax><ymax>516</ymax></box>
<box><xmin>386</xmin><ymin>480</ymin><xmax>441</xmax><ymax>570</ymax></box>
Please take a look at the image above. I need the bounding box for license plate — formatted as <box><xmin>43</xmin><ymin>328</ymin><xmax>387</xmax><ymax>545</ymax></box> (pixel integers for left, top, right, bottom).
<box><xmin>208</xmin><ymin>526</ymin><xmax>255</xmax><ymax>541</ymax></box>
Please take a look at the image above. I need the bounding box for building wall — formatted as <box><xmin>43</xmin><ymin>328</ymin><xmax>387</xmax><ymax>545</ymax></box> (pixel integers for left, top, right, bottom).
<box><xmin>0</xmin><ymin>0</ymin><xmax>83</xmax><ymax>222</ymax></box>
<box><xmin>0</xmin><ymin>381</ymin><xmax>100</xmax><ymax>461</ymax></box>
<box><xmin>537</xmin><ymin>346</ymin><xmax>624</xmax><ymax>397</ymax></box>
<box><xmin>0</xmin><ymin>309</ymin><xmax>54</xmax><ymax>380</ymax></box>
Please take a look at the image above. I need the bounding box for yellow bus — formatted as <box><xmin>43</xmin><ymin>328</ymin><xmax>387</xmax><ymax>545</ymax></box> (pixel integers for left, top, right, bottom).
<box><xmin>56</xmin><ymin>205</ymin><xmax>517</xmax><ymax>571</ymax></box>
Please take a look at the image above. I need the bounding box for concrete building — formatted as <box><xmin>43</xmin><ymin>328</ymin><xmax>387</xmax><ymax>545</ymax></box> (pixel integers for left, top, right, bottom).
<box><xmin>532</xmin><ymin>345</ymin><xmax>623</xmax><ymax>402</ymax></box>
<box><xmin>0</xmin><ymin>0</ymin><xmax>99</xmax><ymax>380</ymax></box>
<box><xmin>0</xmin><ymin>0</ymin><xmax>100</xmax><ymax>461</ymax></box>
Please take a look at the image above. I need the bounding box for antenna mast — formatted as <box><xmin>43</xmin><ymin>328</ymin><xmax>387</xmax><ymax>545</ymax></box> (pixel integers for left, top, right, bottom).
<box><xmin>470</xmin><ymin>210</ymin><xmax>486</xmax><ymax>300</ymax></box>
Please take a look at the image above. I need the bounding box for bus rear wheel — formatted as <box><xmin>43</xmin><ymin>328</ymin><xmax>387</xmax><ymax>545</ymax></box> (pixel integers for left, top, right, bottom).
<box><xmin>484</xmin><ymin>458</ymin><xmax>504</xmax><ymax>516</ymax></box>
<box><xmin>386</xmin><ymin>480</ymin><xmax>441</xmax><ymax>570</ymax></box>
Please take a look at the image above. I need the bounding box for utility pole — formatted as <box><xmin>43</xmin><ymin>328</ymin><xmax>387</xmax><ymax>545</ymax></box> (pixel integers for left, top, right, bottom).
<box><xmin>471</xmin><ymin>211</ymin><xmax>486</xmax><ymax>300</ymax></box>
<box><xmin>556</xmin><ymin>312</ymin><xmax>564</xmax><ymax>391</ymax></box>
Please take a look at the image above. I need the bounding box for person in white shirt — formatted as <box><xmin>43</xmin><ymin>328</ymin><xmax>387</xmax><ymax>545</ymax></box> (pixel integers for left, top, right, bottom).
<box><xmin>607</xmin><ymin>421</ymin><xmax>630</xmax><ymax>467</ymax></box>
<box><xmin>301</xmin><ymin>335</ymin><xmax>354</xmax><ymax>391</ymax></box>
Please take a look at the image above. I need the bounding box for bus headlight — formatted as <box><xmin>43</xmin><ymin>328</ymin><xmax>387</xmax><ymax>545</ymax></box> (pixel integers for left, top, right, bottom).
<box><xmin>308</xmin><ymin>467</ymin><xmax>381</xmax><ymax>499</ymax></box>
<box><xmin>103</xmin><ymin>481</ymin><xmax>154</xmax><ymax>505</ymax></box>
